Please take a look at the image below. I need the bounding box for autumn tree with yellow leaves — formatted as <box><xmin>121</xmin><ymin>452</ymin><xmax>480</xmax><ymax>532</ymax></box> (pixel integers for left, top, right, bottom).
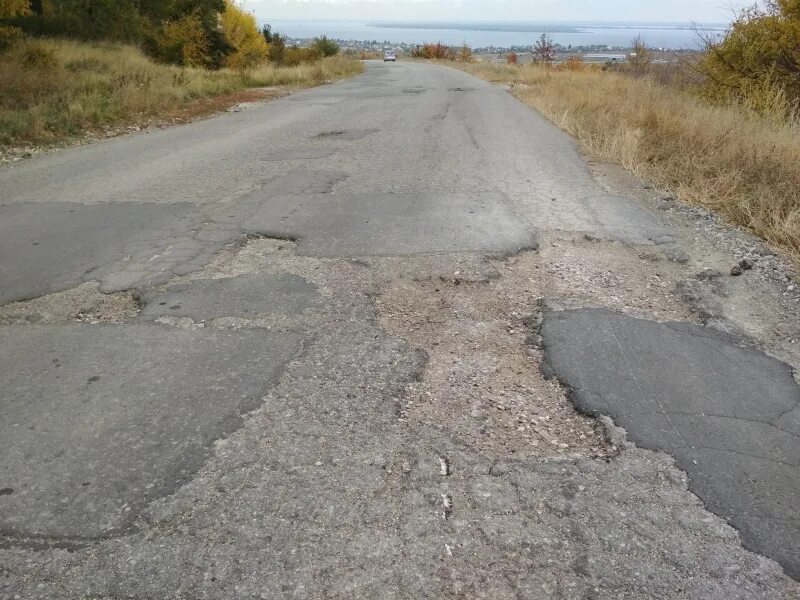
<box><xmin>0</xmin><ymin>0</ymin><xmax>30</xmax><ymax>18</ymax></box>
<box><xmin>0</xmin><ymin>0</ymin><xmax>29</xmax><ymax>48</ymax></box>
<box><xmin>220</xmin><ymin>0</ymin><xmax>269</xmax><ymax>71</ymax></box>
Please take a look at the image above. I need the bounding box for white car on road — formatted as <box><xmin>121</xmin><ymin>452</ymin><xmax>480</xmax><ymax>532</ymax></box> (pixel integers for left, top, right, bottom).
<box><xmin>384</xmin><ymin>51</ymin><xmax>396</xmax><ymax>62</ymax></box>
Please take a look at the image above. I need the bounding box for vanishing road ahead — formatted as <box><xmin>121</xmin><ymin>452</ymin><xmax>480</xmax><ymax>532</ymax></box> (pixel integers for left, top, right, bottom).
<box><xmin>2</xmin><ymin>61</ymin><xmax>800</xmax><ymax>598</ymax></box>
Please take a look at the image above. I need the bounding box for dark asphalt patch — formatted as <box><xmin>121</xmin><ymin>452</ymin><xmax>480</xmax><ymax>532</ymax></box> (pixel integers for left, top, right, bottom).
<box><xmin>314</xmin><ymin>129</ymin><xmax>378</xmax><ymax>141</ymax></box>
<box><xmin>261</xmin><ymin>148</ymin><xmax>337</xmax><ymax>161</ymax></box>
<box><xmin>0</xmin><ymin>202</ymin><xmax>196</xmax><ymax>306</ymax></box>
<box><xmin>0</xmin><ymin>324</ymin><xmax>302</xmax><ymax>540</ymax></box>
<box><xmin>138</xmin><ymin>274</ymin><xmax>320</xmax><ymax>321</ymax></box>
<box><xmin>539</xmin><ymin>308</ymin><xmax>800</xmax><ymax>579</ymax></box>
<box><xmin>243</xmin><ymin>193</ymin><xmax>537</xmax><ymax>257</ymax></box>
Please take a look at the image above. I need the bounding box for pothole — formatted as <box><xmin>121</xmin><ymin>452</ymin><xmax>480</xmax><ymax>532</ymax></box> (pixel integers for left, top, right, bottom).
<box><xmin>0</xmin><ymin>282</ymin><xmax>140</xmax><ymax>325</ymax></box>
<box><xmin>375</xmin><ymin>250</ymin><xmax>607</xmax><ymax>460</ymax></box>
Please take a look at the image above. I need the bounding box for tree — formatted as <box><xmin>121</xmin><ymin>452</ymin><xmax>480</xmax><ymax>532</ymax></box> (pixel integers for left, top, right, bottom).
<box><xmin>158</xmin><ymin>9</ymin><xmax>209</xmax><ymax>66</ymax></box>
<box><xmin>700</xmin><ymin>0</ymin><xmax>800</xmax><ymax>114</ymax></box>
<box><xmin>533</xmin><ymin>33</ymin><xmax>555</xmax><ymax>64</ymax></box>
<box><xmin>268</xmin><ymin>32</ymin><xmax>285</xmax><ymax>65</ymax></box>
<box><xmin>628</xmin><ymin>35</ymin><xmax>651</xmax><ymax>73</ymax></box>
<box><xmin>260</xmin><ymin>23</ymin><xmax>273</xmax><ymax>43</ymax></box>
<box><xmin>220</xmin><ymin>0</ymin><xmax>269</xmax><ymax>71</ymax></box>
<box><xmin>312</xmin><ymin>35</ymin><xmax>339</xmax><ymax>57</ymax></box>
<box><xmin>261</xmin><ymin>23</ymin><xmax>286</xmax><ymax>65</ymax></box>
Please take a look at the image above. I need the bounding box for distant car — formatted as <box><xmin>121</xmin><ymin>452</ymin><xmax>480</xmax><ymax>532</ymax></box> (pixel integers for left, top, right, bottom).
<box><xmin>384</xmin><ymin>51</ymin><xmax>396</xmax><ymax>62</ymax></box>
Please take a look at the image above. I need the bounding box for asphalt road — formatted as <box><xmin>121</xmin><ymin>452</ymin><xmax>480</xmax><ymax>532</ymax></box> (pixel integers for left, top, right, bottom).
<box><xmin>1</xmin><ymin>61</ymin><xmax>799</xmax><ymax>598</ymax></box>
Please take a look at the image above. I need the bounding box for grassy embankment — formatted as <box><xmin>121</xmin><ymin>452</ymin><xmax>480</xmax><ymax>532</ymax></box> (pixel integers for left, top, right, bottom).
<box><xmin>0</xmin><ymin>38</ymin><xmax>362</xmax><ymax>151</ymax></box>
<box><xmin>454</xmin><ymin>61</ymin><xmax>800</xmax><ymax>261</ymax></box>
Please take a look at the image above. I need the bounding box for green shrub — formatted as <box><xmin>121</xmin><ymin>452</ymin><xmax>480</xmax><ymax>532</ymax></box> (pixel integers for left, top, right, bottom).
<box><xmin>312</xmin><ymin>35</ymin><xmax>339</xmax><ymax>57</ymax></box>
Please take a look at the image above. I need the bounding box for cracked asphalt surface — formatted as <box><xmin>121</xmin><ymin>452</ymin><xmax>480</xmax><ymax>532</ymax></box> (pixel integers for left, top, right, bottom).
<box><xmin>2</xmin><ymin>61</ymin><xmax>800</xmax><ymax>598</ymax></box>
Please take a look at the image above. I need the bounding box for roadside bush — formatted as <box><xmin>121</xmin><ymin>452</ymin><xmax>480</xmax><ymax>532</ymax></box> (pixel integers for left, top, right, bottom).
<box><xmin>411</xmin><ymin>42</ymin><xmax>453</xmax><ymax>60</ymax></box>
<box><xmin>701</xmin><ymin>0</ymin><xmax>800</xmax><ymax>121</ymax></box>
<box><xmin>562</xmin><ymin>55</ymin><xmax>585</xmax><ymax>71</ymax></box>
<box><xmin>506</xmin><ymin>51</ymin><xmax>518</xmax><ymax>65</ymax></box>
<box><xmin>312</xmin><ymin>35</ymin><xmax>339</xmax><ymax>57</ymax></box>
<box><xmin>457</xmin><ymin>43</ymin><xmax>472</xmax><ymax>62</ymax></box>
<box><xmin>283</xmin><ymin>47</ymin><xmax>320</xmax><ymax>66</ymax></box>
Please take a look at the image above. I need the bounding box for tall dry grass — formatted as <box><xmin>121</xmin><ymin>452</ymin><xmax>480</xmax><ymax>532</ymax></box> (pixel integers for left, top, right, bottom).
<box><xmin>0</xmin><ymin>39</ymin><xmax>362</xmax><ymax>148</ymax></box>
<box><xmin>458</xmin><ymin>61</ymin><xmax>800</xmax><ymax>259</ymax></box>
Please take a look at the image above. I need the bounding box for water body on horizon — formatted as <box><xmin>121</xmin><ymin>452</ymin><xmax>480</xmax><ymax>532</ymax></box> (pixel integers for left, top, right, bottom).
<box><xmin>268</xmin><ymin>20</ymin><xmax>728</xmax><ymax>49</ymax></box>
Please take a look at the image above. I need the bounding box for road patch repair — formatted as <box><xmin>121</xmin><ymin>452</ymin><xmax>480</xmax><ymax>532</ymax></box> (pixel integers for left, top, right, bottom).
<box><xmin>0</xmin><ymin>324</ymin><xmax>303</xmax><ymax>540</ymax></box>
<box><xmin>584</xmin><ymin>195</ymin><xmax>676</xmax><ymax>246</ymax></box>
<box><xmin>539</xmin><ymin>308</ymin><xmax>800</xmax><ymax>578</ymax></box>
<box><xmin>138</xmin><ymin>273</ymin><xmax>320</xmax><ymax>321</ymax></box>
<box><xmin>0</xmin><ymin>202</ymin><xmax>197</xmax><ymax>305</ymax></box>
<box><xmin>244</xmin><ymin>193</ymin><xmax>537</xmax><ymax>257</ymax></box>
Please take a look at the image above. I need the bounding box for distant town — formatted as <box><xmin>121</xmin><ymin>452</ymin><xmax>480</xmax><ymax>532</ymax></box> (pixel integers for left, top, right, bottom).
<box><xmin>282</xmin><ymin>35</ymin><xmax>694</xmax><ymax>63</ymax></box>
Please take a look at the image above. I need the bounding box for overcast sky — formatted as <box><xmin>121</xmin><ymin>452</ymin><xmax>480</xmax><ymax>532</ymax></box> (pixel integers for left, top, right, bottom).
<box><xmin>241</xmin><ymin>0</ymin><xmax>744</xmax><ymax>23</ymax></box>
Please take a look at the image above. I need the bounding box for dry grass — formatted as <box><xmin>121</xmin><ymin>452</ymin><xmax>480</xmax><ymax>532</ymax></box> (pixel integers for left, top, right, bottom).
<box><xmin>0</xmin><ymin>39</ymin><xmax>362</xmax><ymax>149</ymax></box>
<box><xmin>455</xmin><ymin>61</ymin><xmax>800</xmax><ymax>259</ymax></box>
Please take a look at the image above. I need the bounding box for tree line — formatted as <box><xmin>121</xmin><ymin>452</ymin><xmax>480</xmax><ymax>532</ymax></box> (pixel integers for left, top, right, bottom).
<box><xmin>0</xmin><ymin>0</ymin><xmax>339</xmax><ymax>70</ymax></box>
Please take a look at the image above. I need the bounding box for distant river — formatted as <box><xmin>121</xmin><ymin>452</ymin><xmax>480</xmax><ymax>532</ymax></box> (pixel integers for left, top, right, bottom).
<box><xmin>268</xmin><ymin>20</ymin><xmax>728</xmax><ymax>50</ymax></box>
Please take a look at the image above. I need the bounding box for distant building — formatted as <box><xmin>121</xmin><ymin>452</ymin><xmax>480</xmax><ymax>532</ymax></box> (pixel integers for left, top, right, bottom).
<box><xmin>584</xmin><ymin>54</ymin><xmax>626</xmax><ymax>63</ymax></box>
